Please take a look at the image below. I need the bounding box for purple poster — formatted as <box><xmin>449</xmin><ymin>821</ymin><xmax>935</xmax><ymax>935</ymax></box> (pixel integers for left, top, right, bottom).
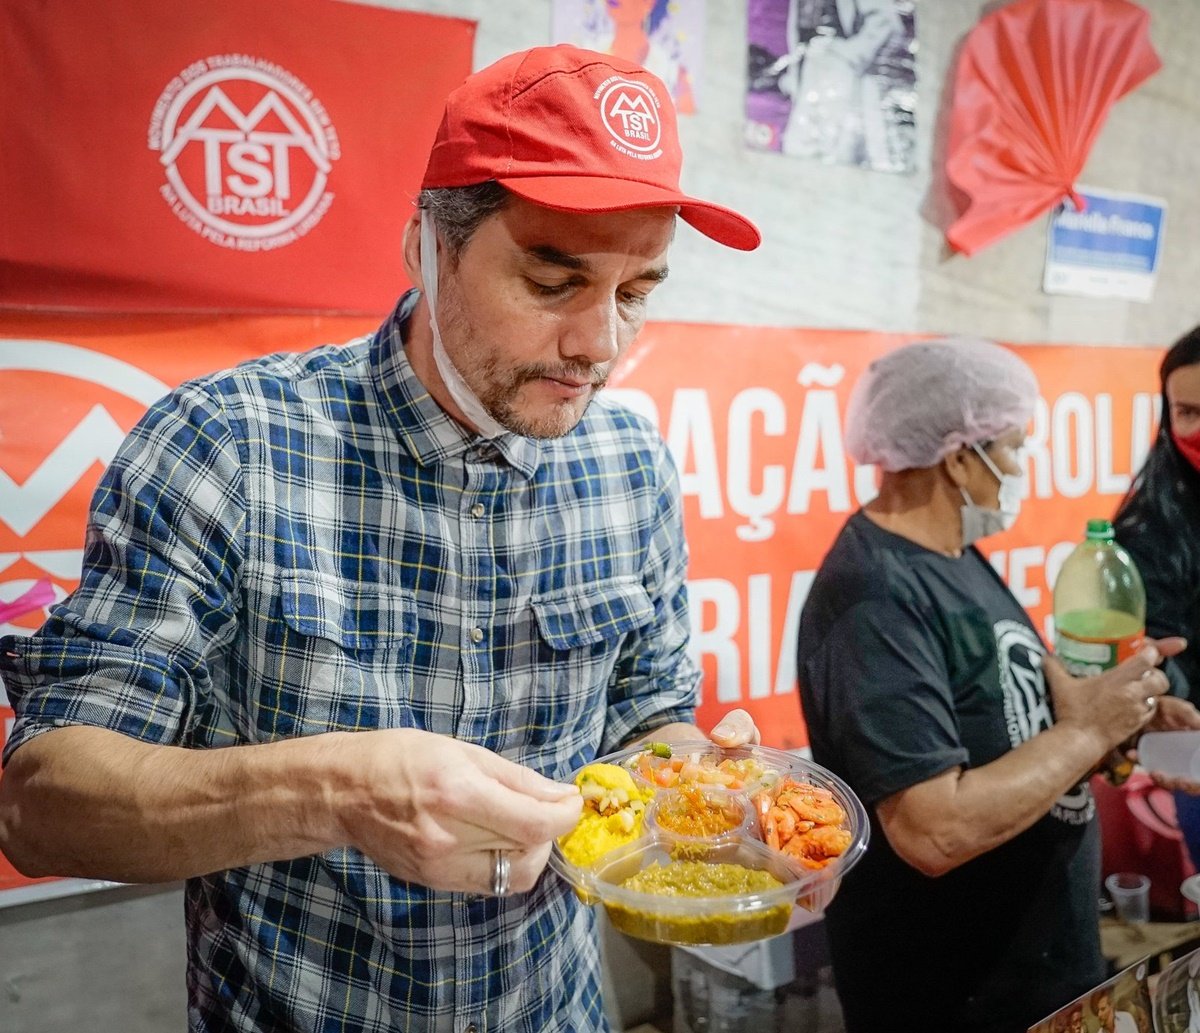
<box><xmin>552</xmin><ymin>0</ymin><xmax>706</xmax><ymax>114</ymax></box>
<box><xmin>746</xmin><ymin>0</ymin><xmax>916</xmax><ymax>173</ymax></box>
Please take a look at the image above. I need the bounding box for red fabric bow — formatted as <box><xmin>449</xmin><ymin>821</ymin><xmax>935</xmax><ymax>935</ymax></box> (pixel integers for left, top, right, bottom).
<box><xmin>945</xmin><ymin>0</ymin><xmax>1161</xmax><ymax>256</ymax></box>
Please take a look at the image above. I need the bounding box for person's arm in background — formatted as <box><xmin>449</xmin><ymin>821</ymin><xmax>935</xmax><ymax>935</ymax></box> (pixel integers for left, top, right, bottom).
<box><xmin>0</xmin><ymin>383</ymin><xmax>580</xmax><ymax>894</ymax></box>
<box><xmin>879</xmin><ymin>642</ymin><xmax>1182</xmax><ymax>876</ymax></box>
<box><xmin>802</xmin><ymin>586</ymin><xmax>1179</xmax><ymax>879</ymax></box>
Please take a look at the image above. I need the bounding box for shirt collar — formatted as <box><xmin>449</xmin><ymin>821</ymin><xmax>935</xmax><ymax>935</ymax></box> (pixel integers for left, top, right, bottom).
<box><xmin>370</xmin><ymin>290</ymin><xmax>542</xmax><ymax>479</ymax></box>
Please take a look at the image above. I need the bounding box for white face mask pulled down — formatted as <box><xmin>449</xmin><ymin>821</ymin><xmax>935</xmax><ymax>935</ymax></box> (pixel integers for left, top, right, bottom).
<box><xmin>959</xmin><ymin>442</ymin><xmax>1025</xmax><ymax>548</ymax></box>
<box><xmin>419</xmin><ymin>210</ymin><xmax>507</xmax><ymax>439</ymax></box>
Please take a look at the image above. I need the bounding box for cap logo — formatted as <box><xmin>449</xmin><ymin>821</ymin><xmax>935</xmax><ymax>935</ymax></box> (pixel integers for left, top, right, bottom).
<box><xmin>595</xmin><ymin>77</ymin><xmax>662</xmax><ymax>158</ymax></box>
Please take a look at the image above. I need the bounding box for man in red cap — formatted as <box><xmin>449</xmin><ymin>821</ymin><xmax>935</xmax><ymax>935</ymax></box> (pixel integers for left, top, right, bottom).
<box><xmin>0</xmin><ymin>45</ymin><xmax>759</xmax><ymax>1032</ymax></box>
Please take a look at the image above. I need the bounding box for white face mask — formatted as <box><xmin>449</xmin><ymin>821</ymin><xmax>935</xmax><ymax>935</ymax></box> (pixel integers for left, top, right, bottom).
<box><xmin>419</xmin><ymin>210</ymin><xmax>507</xmax><ymax>439</ymax></box>
<box><xmin>959</xmin><ymin>442</ymin><xmax>1025</xmax><ymax>547</ymax></box>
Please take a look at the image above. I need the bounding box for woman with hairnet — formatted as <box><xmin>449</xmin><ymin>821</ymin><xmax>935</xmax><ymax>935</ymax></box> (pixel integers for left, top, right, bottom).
<box><xmin>796</xmin><ymin>339</ymin><xmax>1196</xmax><ymax>1033</ymax></box>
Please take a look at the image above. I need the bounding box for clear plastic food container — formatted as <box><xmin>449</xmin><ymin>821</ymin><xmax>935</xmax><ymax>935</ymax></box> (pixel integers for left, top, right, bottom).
<box><xmin>550</xmin><ymin>741</ymin><xmax>869</xmax><ymax>946</ymax></box>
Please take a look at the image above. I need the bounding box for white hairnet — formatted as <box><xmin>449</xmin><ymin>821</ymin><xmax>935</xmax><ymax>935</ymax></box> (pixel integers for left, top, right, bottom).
<box><xmin>845</xmin><ymin>337</ymin><xmax>1038</xmax><ymax>472</ymax></box>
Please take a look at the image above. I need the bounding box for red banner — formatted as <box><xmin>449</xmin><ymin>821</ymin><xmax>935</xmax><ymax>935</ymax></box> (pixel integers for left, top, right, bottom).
<box><xmin>0</xmin><ymin>316</ymin><xmax>1163</xmax><ymax>890</ymax></box>
<box><xmin>0</xmin><ymin>1</ymin><xmax>472</xmax><ymax>314</ymax></box>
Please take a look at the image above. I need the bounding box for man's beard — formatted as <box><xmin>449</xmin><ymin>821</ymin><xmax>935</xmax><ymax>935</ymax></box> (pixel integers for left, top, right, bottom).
<box><xmin>440</xmin><ymin>292</ymin><xmax>610</xmax><ymax>439</ymax></box>
<box><xmin>479</xmin><ymin>359</ymin><xmax>609</xmax><ymax>439</ymax></box>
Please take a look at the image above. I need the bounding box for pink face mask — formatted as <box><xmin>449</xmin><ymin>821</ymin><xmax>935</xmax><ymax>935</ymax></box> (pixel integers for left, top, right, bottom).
<box><xmin>1173</xmin><ymin>426</ymin><xmax>1200</xmax><ymax>472</ymax></box>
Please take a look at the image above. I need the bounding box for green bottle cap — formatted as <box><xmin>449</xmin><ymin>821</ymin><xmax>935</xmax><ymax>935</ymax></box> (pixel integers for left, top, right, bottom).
<box><xmin>1085</xmin><ymin>518</ymin><xmax>1114</xmax><ymax>540</ymax></box>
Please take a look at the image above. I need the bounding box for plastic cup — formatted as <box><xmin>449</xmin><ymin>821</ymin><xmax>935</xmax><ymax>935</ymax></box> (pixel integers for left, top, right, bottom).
<box><xmin>1106</xmin><ymin>872</ymin><xmax>1151</xmax><ymax>924</ymax></box>
<box><xmin>1137</xmin><ymin>731</ymin><xmax>1200</xmax><ymax>780</ymax></box>
<box><xmin>1181</xmin><ymin>874</ymin><xmax>1200</xmax><ymax>919</ymax></box>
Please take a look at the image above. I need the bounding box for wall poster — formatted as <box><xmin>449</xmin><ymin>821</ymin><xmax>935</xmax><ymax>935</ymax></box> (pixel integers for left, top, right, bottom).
<box><xmin>746</xmin><ymin>0</ymin><xmax>917</xmax><ymax>172</ymax></box>
<box><xmin>551</xmin><ymin>0</ymin><xmax>707</xmax><ymax>113</ymax></box>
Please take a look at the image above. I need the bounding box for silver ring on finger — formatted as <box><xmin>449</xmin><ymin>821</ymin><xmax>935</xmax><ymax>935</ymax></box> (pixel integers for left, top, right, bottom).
<box><xmin>1145</xmin><ymin>695</ymin><xmax>1158</xmax><ymax>712</ymax></box>
<box><xmin>490</xmin><ymin>848</ymin><xmax>511</xmax><ymax>897</ymax></box>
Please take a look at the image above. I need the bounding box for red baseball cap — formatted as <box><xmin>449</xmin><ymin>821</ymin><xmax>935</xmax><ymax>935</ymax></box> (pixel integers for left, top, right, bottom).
<box><xmin>421</xmin><ymin>44</ymin><xmax>761</xmax><ymax>251</ymax></box>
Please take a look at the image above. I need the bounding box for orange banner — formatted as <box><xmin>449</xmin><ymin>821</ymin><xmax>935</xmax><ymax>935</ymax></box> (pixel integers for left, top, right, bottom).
<box><xmin>0</xmin><ymin>313</ymin><xmax>376</xmax><ymax>893</ymax></box>
<box><xmin>612</xmin><ymin>325</ymin><xmax>1163</xmax><ymax>747</ymax></box>
<box><xmin>0</xmin><ymin>1</ymin><xmax>472</xmax><ymax>313</ymax></box>
<box><xmin>0</xmin><ymin>316</ymin><xmax>1163</xmax><ymax>890</ymax></box>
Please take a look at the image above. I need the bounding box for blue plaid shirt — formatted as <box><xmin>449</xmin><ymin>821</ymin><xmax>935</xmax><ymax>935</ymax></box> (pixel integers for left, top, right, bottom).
<box><xmin>1</xmin><ymin>291</ymin><xmax>699</xmax><ymax>1033</ymax></box>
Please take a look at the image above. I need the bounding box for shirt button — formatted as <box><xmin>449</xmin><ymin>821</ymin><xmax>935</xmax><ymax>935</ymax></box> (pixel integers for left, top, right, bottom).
<box><xmin>465</xmin><ymin>1025</ymin><xmax>478</xmax><ymax>1033</ymax></box>
<box><xmin>470</xmin><ymin>627</ymin><xmax>485</xmax><ymax>644</ymax></box>
<box><xmin>470</xmin><ymin>503</ymin><xmax>486</xmax><ymax>518</ymax></box>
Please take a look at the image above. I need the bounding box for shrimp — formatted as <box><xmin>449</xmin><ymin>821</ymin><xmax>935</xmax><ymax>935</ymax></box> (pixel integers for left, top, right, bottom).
<box><xmin>782</xmin><ymin>825</ymin><xmax>853</xmax><ymax>868</ymax></box>
<box><xmin>757</xmin><ymin>776</ymin><xmax>852</xmax><ymax>866</ymax></box>
<box><xmin>775</xmin><ymin>781</ymin><xmax>846</xmax><ymax>827</ymax></box>
<box><xmin>762</xmin><ymin>805</ymin><xmax>797</xmax><ymax>851</ymax></box>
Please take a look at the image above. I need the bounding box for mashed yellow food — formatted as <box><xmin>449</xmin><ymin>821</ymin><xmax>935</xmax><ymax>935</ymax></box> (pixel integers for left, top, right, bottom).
<box><xmin>558</xmin><ymin>763</ymin><xmax>655</xmax><ymax>868</ymax></box>
<box><xmin>606</xmin><ymin>861</ymin><xmax>792</xmax><ymax>945</ymax></box>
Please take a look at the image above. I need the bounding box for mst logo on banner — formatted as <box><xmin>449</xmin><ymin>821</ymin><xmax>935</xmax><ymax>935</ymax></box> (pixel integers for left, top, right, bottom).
<box><xmin>0</xmin><ymin>341</ymin><xmax>170</xmax><ymax>648</ymax></box>
<box><xmin>0</xmin><ymin>0</ymin><xmax>473</xmax><ymax>312</ymax></box>
<box><xmin>149</xmin><ymin>55</ymin><xmax>340</xmax><ymax>252</ymax></box>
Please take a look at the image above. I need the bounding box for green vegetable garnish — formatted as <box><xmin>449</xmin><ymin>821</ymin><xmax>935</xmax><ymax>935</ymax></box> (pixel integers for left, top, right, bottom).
<box><xmin>648</xmin><ymin>741</ymin><xmax>673</xmax><ymax>759</ymax></box>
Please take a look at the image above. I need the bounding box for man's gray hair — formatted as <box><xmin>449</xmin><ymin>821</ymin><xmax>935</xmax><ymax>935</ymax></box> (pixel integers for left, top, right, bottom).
<box><xmin>417</xmin><ymin>182</ymin><xmax>511</xmax><ymax>260</ymax></box>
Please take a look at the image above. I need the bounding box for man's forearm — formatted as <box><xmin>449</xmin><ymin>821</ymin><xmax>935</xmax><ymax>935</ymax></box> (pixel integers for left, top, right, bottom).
<box><xmin>0</xmin><ymin>726</ymin><xmax>351</xmax><ymax>882</ymax></box>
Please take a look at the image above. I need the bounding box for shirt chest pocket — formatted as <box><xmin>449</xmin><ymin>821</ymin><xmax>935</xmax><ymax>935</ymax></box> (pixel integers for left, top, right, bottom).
<box><xmin>508</xmin><ymin>578</ymin><xmax>655</xmax><ymax>741</ymax></box>
<box><xmin>531</xmin><ymin>578</ymin><xmax>656</xmax><ymax>653</ymax></box>
<box><xmin>264</xmin><ymin>569</ymin><xmax>418</xmax><ymax>736</ymax></box>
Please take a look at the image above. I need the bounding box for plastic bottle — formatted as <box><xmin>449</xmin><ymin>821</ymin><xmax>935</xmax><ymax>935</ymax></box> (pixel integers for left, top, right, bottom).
<box><xmin>1052</xmin><ymin>518</ymin><xmax>1146</xmax><ymax>785</ymax></box>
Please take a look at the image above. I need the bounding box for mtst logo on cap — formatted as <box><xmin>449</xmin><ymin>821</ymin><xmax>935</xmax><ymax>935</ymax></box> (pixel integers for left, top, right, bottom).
<box><xmin>422</xmin><ymin>45</ymin><xmax>760</xmax><ymax>251</ymax></box>
<box><xmin>597</xmin><ymin>77</ymin><xmax>662</xmax><ymax>156</ymax></box>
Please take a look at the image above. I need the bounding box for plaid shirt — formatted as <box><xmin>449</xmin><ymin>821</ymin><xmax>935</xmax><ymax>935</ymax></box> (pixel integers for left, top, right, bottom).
<box><xmin>1</xmin><ymin>291</ymin><xmax>699</xmax><ymax>1033</ymax></box>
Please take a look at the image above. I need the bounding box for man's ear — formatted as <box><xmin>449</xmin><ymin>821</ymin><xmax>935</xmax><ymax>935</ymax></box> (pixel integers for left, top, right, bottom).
<box><xmin>942</xmin><ymin>447</ymin><xmax>971</xmax><ymax>489</ymax></box>
<box><xmin>401</xmin><ymin>209</ymin><xmax>423</xmax><ymax>285</ymax></box>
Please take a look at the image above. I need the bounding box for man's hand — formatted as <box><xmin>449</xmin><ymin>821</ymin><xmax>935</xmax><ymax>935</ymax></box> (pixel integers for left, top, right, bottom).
<box><xmin>336</xmin><ymin>729</ymin><xmax>582</xmax><ymax>896</ymax></box>
<box><xmin>625</xmin><ymin>709</ymin><xmax>763</xmax><ymax>751</ymax></box>
<box><xmin>707</xmin><ymin>708</ymin><xmax>761</xmax><ymax>748</ymax></box>
<box><xmin>1044</xmin><ymin>637</ymin><xmax>1185</xmax><ymax>758</ymax></box>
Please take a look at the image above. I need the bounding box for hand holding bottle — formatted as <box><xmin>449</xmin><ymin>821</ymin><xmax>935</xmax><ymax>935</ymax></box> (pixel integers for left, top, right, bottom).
<box><xmin>1044</xmin><ymin>638</ymin><xmax>1183</xmax><ymax>767</ymax></box>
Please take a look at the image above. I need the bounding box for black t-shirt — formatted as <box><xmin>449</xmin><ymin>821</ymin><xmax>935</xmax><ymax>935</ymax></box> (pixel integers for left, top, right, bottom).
<box><xmin>1116</xmin><ymin>511</ymin><xmax>1200</xmax><ymax>700</ymax></box>
<box><xmin>797</xmin><ymin>512</ymin><xmax>1105</xmax><ymax>1033</ymax></box>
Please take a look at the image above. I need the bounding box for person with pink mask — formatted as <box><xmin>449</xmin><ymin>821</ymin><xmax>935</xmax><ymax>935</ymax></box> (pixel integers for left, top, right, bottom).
<box><xmin>1116</xmin><ymin>327</ymin><xmax>1200</xmax><ymax>867</ymax></box>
